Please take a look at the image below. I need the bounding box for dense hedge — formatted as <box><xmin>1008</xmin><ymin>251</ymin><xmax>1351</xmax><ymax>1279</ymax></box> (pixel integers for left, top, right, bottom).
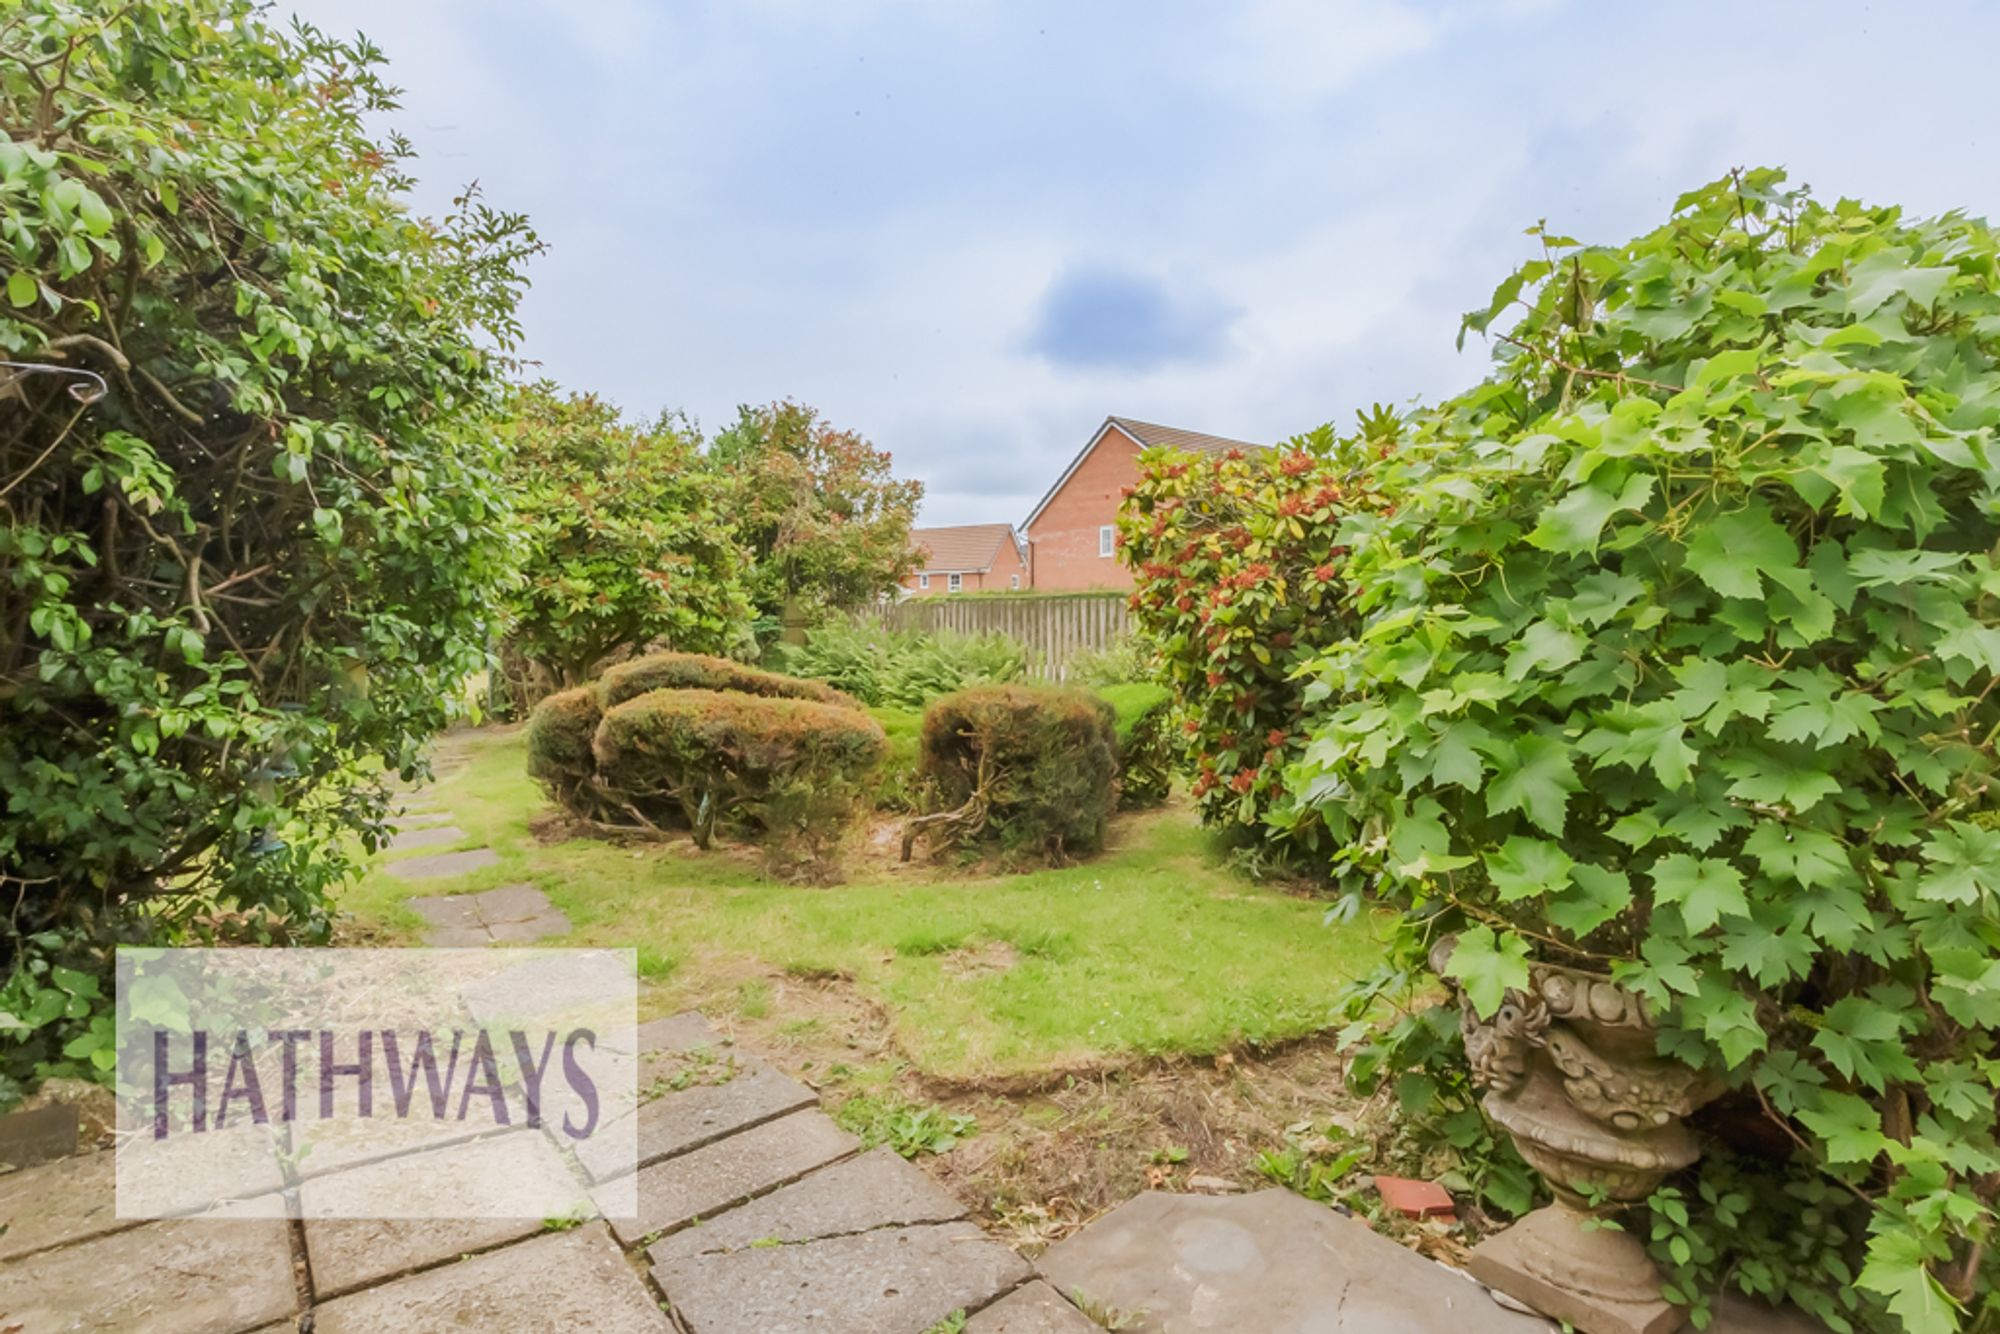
<box><xmin>594</xmin><ymin>688</ymin><xmax>884</xmax><ymax>876</ymax></box>
<box><xmin>918</xmin><ymin>684</ymin><xmax>1117</xmax><ymax>861</ymax></box>
<box><xmin>1099</xmin><ymin>683</ymin><xmax>1174</xmax><ymax>809</ymax></box>
<box><xmin>598</xmin><ymin>651</ymin><xmax>859</xmax><ymax>711</ymax></box>
<box><xmin>0</xmin><ymin>1</ymin><xmax>535</xmax><ymax>1102</ymax></box>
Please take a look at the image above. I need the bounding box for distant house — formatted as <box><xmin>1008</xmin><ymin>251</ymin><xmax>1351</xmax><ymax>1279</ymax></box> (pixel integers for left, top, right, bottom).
<box><xmin>901</xmin><ymin>523</ymin><xmax>1030</xmax><ymax>596</ymax></box>
<box><xmin>1020</xmin><ymin>416</ymin><xmax>1266</xmax><ymax>591</ymax></box>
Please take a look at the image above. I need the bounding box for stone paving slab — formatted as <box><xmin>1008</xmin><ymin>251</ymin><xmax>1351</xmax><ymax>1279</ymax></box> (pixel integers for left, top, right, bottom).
<box><xmin>0</xmin><ymin>1217</ymin><xmax>298</xmax><ymax>1333</ymax></box>
<box><xmin>1037</xmin><ymin>1190</ymin><xmax>1550</xmax><ymax>1333</ymax></box>
<box><xmin>406</xmin><ymin>881</ymin><xmax>570</xmax><ymax>944</ymax></box>
<box><xmin>647</xmin><ymin>1147</ymin><xmax>965</xmax><ymax>1262</ymax></box>
<box><xmin>301</xmin><ymin>1132</ymin><xmax>593</xmax><ymax>1296</ymax></box>
<box><xmin>580</xmin><ymin>1043</ymin><xmax>816</xmax><ymax>1183</ymax></box>
<box><xmin>653</xmin><ymin>1219</ymin><xmax>1032</xmax><ymax>1334</ymax></box>
<box><xmin>0</xmin><ymin>1147</ymin><xmax>123</xmax><ymax>1261</ymax></box>
<box><xmin>604</xmin><ymin>1108</ymin><xmax>859</xmax><ymax>1247</ymax></box>
<box><xmin>966</xmin><ymin>1281</ymin><xmax>1102</xmax><ymax>1333</ymax></box>
<box><xmin>392</xmin><ymin>811</ymin><xmax>454</xmax><ymax>829</ymax></box>
<box><xmin>387</xmin><ymin>823</ymin><xmax>466</xmax><ymax>851</ymax></box>
<box><xmin>388</xmin><ymin>847</ymin><xmax>499</xmax><ymax>880</ymax></box>
<box><xmin>312</xmin><ymin>1222</ymin><xmax>670</xmax><ymax>1333</ymax></box>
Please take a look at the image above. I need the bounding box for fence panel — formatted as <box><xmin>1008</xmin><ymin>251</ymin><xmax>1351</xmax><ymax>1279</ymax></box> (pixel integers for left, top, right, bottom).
<box><xmin>859</xmin><ymin>593</ymin><xmax>1129</xmax><ymax>681</ymax></box>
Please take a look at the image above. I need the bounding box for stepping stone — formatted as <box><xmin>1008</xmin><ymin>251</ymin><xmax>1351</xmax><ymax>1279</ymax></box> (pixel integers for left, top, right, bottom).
<box><xmin>386</xmin><ymin>847</ymin><xmax>498</xmax><ymax>880</ymax></box>
<box><xmin>1036</xmin><ymin>1190</ymin><xmax>1550</xmax><ymax>1333</ymax></box>
<box><xmin>312</xmin><ymin>1222</ymin><xmax>670</xmax><ymax>1333</ymax></box>
<box><xmin>0</xmin><ymin>1148</ymin><xmax>124</xmax><ymax>1261</ymax></box>
<box><xmin>393</xmin><ymin>811</ymin><xmax>454</xmax><ymax>829</ymax></box>
<box><xmin>967</xmin><ymin>1281</ymin><xmax>1102</xmax><ymax>1333</ymax></box>
<box><xmin>647</xmin><ymin>1147</ymin><xmax>965</xmax><ymax>1262</ymax></box>
<box><xmin>604</xmin><ymin>1108</ymin><xmax>859</xmax><ymax>1247</ymax></box>
<box><xmin>651</xmin><ymin>1220</ymin><xmax>1030</xmax><ymax>1334</ymax></box>
<box><xmin>302</xmin><ymin>1132</ymin><xmax>594</xmax><ymax>1296</ymax></box>
<box><xmin>578</xmin><ymin>1020</ymin><xmax>816</xmax><ymax>1183</ymax></box>
<box><xmin>387</xmin><ymin>823</ymin><xmax>466</xmax><ymax>851</ymax></box>
<box><xmin>406</xmin><ymin>882</ymin><xmax>569</xmax><ymax>945</ymax></box>
<box><xmin>0</xmin><ymin>1217</ymin><xmax>298</xmax><ymax>1333</ymax></box>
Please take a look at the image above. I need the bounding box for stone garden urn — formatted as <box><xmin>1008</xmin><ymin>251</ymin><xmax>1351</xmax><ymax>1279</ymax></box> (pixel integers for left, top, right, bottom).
<box><xmin>1432</xmin><ymin>937</ymin><xmax>1722</xmax><ymax>1334</ymax></box>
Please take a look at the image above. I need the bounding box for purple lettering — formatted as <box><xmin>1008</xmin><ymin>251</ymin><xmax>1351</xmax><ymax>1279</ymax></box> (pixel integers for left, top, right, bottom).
<box><xmin>561</xmin><ymin>1028</ymin><xmax>599</xmax><ymax>1141</ymax></box>
<box><xmin>152</xmin><ymin>1029</ymin><xmax>208</xmax><ymax>1140</ymax></box>
<box><xmin>215</xmin><ymin>1030</ymin><xmax>268</xmax><ymax>1128</ymax></box>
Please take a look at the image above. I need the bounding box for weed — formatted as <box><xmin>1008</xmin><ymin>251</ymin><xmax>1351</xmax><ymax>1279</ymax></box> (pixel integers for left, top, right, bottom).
<box><xmin>835</xmin><ymin>1093</ymin><xmax>977</xmax><ymax>1158</ymax></box>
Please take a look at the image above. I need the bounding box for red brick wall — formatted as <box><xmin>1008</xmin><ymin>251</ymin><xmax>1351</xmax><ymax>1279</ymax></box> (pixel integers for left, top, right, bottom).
<box><xmin>1025</xmin><ymin>425</ymin><xmax>1138</xmax><ymax>591</ymax></box>
<box><xmin>896</xmin><ymin>534</ymin><xmax>1029</xmax><ymax>596</ymax></box>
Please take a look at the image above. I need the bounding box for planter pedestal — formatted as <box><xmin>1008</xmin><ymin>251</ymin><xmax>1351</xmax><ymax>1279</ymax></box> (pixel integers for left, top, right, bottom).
<box><xmin>1468</xmin><ymin>1204</ymin><xmax>1683</xmax><ymax>1334</ymax></box>
<box><xmin>1436</xmin><ymin>940</ymin><xmax>1720</xmax><ymax>1334</ymax></box>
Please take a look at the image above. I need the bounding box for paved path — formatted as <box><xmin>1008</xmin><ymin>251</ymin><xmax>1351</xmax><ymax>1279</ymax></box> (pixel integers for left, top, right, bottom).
<box><xmin>0</xmin><ymin>1014</ymin><xmax>1072</xmax><ymax>1333</ymax></box>
<box><xmin>381</xmin><ymin>802</ymin><xmax>573</xmax><ymax>945</ymax></box>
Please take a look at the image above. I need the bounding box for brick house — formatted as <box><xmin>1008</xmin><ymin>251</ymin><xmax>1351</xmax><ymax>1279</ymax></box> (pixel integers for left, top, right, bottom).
<box><xmin>1020</xmin><ymin>416</ymin><xmax>1265</xmax><ymax>591</ymax></box>
<box><xmin>900</xmin><ymin>523</ymin><xmax>1030</xmax><ymax>596</ymax></box>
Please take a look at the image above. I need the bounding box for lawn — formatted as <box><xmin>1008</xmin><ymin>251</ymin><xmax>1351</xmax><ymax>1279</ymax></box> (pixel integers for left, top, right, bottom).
<box><xmin>346</xmin><ymin>724</ymin><xmax>1387</xmax><ymax>1082</ymax></box>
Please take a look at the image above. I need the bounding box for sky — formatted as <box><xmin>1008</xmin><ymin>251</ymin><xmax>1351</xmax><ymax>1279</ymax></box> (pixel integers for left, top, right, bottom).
<box><xmin>286</xmin><ymin>0</ymin><xmax>2000</xmax><ymax>527</ymax></box>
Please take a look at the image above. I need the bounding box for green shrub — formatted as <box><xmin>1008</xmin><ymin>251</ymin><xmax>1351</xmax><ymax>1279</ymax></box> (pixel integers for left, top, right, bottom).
<box><xmin>779</xmin><ymin>621</ymin><xmax>1027</xmax><ymax>708</ymax></box>
<box><xmin>1292</xmin><ymin>170</ymin><xmax>2000</xmax><ymax>1330</ymax></box>
<box><xmin>1066</xmin><ymin>634</ymin><xmax>1155</xmax><ymax>688</ymax></box>
<box><xmin>525</xmin><ymin>688</ymin><xmax>604</xmax><ymax>813</ymax></box>
<box><xmin>597</xmin><ymin>651</ymin><xmax>860</xmax><ymax>711</ymax></box>
<box><xmin>0</xmin><ymin>2</ymin><xmax>534</xmax><ymax>1104</ymax></box>
<box><xmin>917</xmin><ymin>685</ymin><xmax>1116</xmax><ymax>861</ymax></box>
<box><xmin>592</xmin><ymin>688</ymin><xmax>885</xmax><ymax>878</ymax></box>
<box><xmin>1099</xmin><ymin>683</ymin><xmax>1174</xmax><ymax>809</ymax></box>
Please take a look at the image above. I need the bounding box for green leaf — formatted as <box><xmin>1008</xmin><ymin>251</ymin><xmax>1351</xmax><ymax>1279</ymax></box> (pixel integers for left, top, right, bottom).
<box><xmin>6</xmin><ymin>270</ymin><xmax>35</xmax><ymax>308</ymax></box>
<box><xmin>1799</xmin><ymin>1091</ymin><xmax>1889</xmax><ymax>1164</ymax></box>
<box><xmin>1440</xmin><ymin>926</ymin><xmax>1532</xmax><ymax>1021</ymax></box>
<box><xmin>1486</xmin><ymin>836</ymin><xmax>1574</xmax><ymax>903</ymax></box>
<box><xmin>1671</xmin><ymin>658</ymin><xmax>1775</xmax><ymax>735</ymax></box>
<box><xmin>1650</xmin><ymin>854</ymin><xmax>1749</xmax><ymax>933</ymax></box>
<box><xmin>75</xmin><ymin>184</ymin><xmax>115</xmax><ymax>236</ymax></box>
<box><xmin>1856</xmin><ymin>1225</ymin><xmax>1959</xmax><ymax>1334</ymax></box>
<box><xmin>1547</xmin><ymin>864</ymin><xmax>1633</xmax><ymax>937</ymax></box>
<box><xmin>1682</xmin><ymin>503</ymin><xmax>1798</xmax><ymax>601</ymax></box>
<box><xmin>1843</xmin><ymin>250</ymin><xmax>1956</xmax><ymax>319</ymax></box>
<box><xmin>1813</xmin><ymin>444</ymin><xmax>1887</xmax><ymax>520</ymax></box>
<box><xmin>1577</xmin><ymin>700</ymin><xmax>1697</xmax><ymax>789</ymax></box>
<box><xmin>1486</xmin><ymin>733</ymin><xmax>1581</xmax><ymax>836</ymax></box>
<box><xmin>1917</xmin><ymin>822</ymin><xmax>2000</xmax><ymax>904</ymax></box>
<box><xmin>1527</xmin><ymin>472</ymin><xmax>1655</xmax><ymax>555</ymax></box>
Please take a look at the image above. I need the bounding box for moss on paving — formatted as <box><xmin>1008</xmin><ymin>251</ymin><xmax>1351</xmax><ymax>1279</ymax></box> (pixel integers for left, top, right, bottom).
<box><xmin>345</xmin><ymin>726</ymin><xmax>1387</xmax><ymax>1081</ymax></box>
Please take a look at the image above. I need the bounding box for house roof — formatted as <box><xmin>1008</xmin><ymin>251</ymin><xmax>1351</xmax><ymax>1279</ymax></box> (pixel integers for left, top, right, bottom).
<box><xmin>1104</xmin><ymin>416</ymin><xmax>1265</xmax><ymax>457</ymax></box>
<box><xmin>909</xmin><ymin>523</ymin><xmax>1018</xmax><ymax>574</ymax></box>
<box><xmin>1021</xmin><ymin>416</ymin><xmax>1267</xmax><ymax>533</ymax></box>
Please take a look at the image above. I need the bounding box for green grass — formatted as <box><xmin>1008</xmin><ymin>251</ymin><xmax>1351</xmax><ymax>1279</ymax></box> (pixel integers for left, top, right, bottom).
<box><xmin>346</xmin><ymin>727</ymin><xmax>1389</xmax><ymax>1080</ymax></box>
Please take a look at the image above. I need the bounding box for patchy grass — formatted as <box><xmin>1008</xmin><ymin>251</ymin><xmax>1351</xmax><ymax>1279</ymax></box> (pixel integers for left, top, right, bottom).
<box><xmin>347</xmin><ymin>726</ymin><xmax>1388</xmax><ymax>1084</ymax></box>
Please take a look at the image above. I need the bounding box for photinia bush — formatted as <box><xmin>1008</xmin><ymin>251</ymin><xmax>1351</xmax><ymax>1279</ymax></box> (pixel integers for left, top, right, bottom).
<box><xmin>1117</xmin><ymin>430</ymin><xmax>1380</xmax><ymax>847</ymax></box>
<box><xmin>1290</xmin><ymin>171</ymin><xmax>2000</xmax><ymax>1332</ymax></box>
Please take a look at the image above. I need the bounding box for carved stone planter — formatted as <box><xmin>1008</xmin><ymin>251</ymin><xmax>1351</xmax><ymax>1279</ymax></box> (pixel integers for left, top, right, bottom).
<box><xmin>1434</xmin><ymin>938</ymin><xmax>1721</xmax><ymax>1334</ymax></box>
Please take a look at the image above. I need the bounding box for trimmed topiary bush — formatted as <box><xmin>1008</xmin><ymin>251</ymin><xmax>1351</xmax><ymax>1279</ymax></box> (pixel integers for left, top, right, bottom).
<box><xmin>1099</xmin><ymin>683</ymin><xmax>1174</xmax><ymax>809</ymax></box>
<box><xmin>597</xmin><ymin>651</ymin><xmax>860</xmax><ymax>711</ymax></box>
<box><xmin>525</xmin><ymin>687</ymin><xmax>604</xmax><ymax>812</ymax></box>
<box><xmin>916</xmin><ymin>684</ymin><xmax>1117</xmax><ymax>861</ymax></box>
<box><xmin>592</xmin><ymin>688</ymin><xmax>885</xmax><ymax>878</ymax></box>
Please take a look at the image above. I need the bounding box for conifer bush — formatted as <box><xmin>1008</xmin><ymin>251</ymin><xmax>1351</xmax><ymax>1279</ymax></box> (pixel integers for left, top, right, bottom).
<box><xmin>917</xmin><ymin>684</ymin><xmax>1117</xmax><ymax>860</ymax></box>
<box><xmin>593</xmin><ymin>688</ymin><xmax>884</xmax><ymax>877</ymax></box>
<box><xmin>524</xmin><ymin>687</ymin><xmax>603</xmax><ymax>813</ymax></box>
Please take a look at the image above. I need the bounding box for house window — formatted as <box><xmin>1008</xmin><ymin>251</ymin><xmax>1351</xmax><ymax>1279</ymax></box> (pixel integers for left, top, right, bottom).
<box><xmin>1010</xmin><ymin>574</ymin><xmax>1020</xmax><ymax>590</ymax></box>
<box><xmin>948</xmin><ymin>573</ymin><xmax>963</xmax><ymax>593</ymax></box>
<box><xmin>1099</xmin><ymin>525</ymin><xmax>1115</xmax><ymax>557</ymax></box>
<box><xmin>918</xmin><ymin>573</ymin><xmax>929</xmax><ymax>589</ymax></box>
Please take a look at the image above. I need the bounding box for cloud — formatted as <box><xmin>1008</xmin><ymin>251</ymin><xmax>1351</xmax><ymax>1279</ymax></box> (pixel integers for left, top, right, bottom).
<box><xmin>1026</xmin><ymin>264</ymin><xmax>1239</xmax><ymax>373</ymax></box>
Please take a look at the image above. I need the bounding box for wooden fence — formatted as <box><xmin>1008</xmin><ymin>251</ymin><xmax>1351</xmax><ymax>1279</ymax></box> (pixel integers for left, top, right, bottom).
<box><xmin>860</xmin><ymin>593</ymin><xmax>1129</xmax><ymax>681</ymax></box>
